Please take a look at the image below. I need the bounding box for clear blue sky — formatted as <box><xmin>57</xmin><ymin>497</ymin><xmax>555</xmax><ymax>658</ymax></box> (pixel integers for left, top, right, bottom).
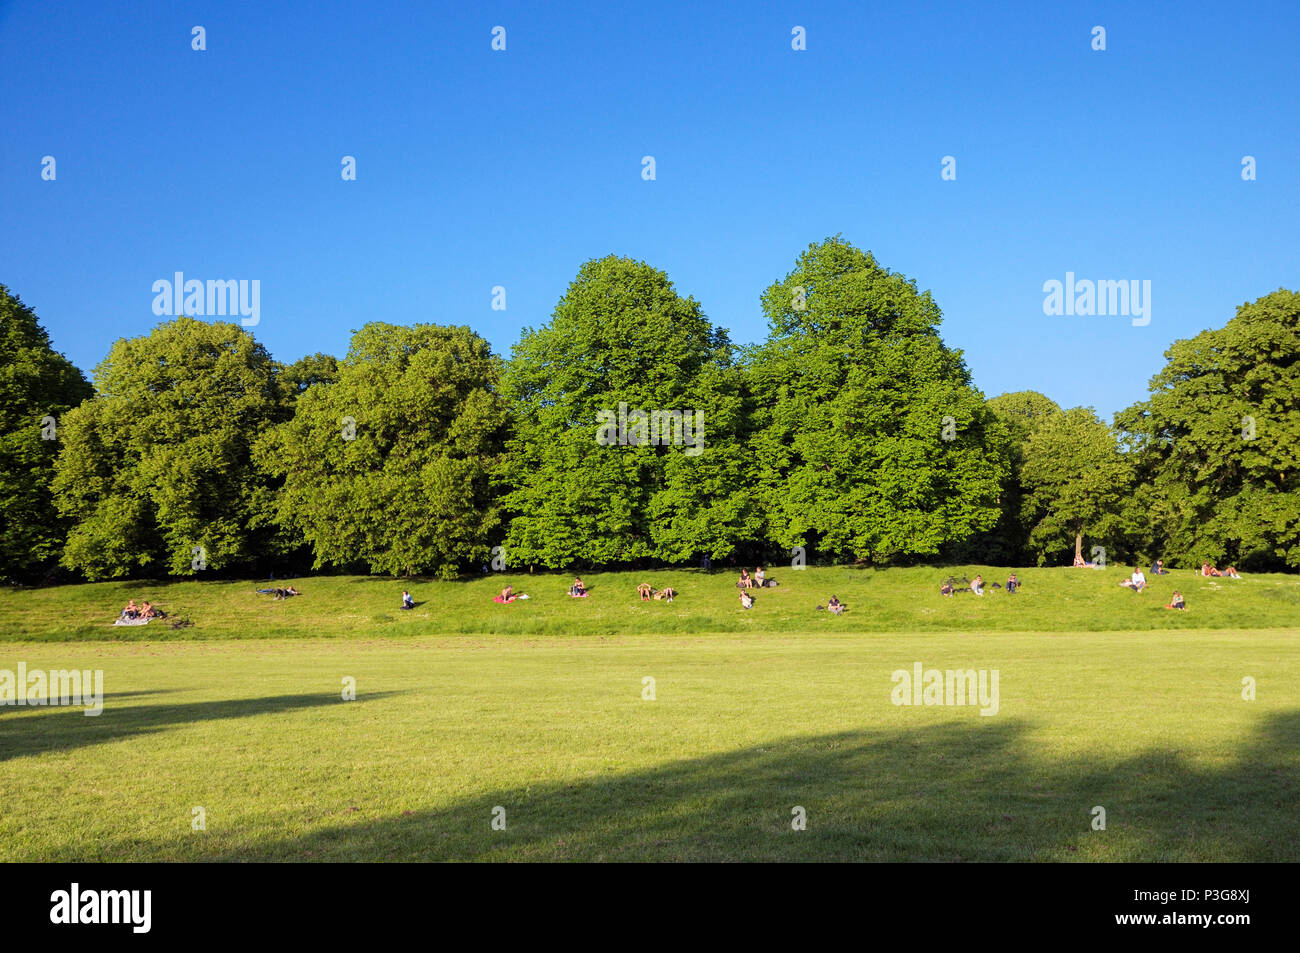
<box><xmin>3</xmin><ymin>0</ymin><xmax>1296</xmax><ymax>419</ymax></box>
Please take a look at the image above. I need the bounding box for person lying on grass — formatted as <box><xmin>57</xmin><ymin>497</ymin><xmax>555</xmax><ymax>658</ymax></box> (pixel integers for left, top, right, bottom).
<box><xmin>1165</xmin><ymin>590</ymin><xmax>1186</xmax><ymax>610</ymax></box>
<box><xmin>401</xmin><ymin>590</ymin><xmax>415</xmax><ymax>610</ymax></box>
<box><xmin>1150</xmin><ymin>558</ymin><xmax>1168</xmax><ymax>575</ymax></box>
<box><xmin>1120</xmin><ymin>568</ymin><xmax>1146</xmax><ymax>592</ymax></box>
<box><xmin>939</xmin><ymin>581</ymin><xmax>954</xmax><ymax>597</ymax></box>
<box><xmin>1223</xmin><ymin>566</ymin><xmax>1242</xmax><ymax>579</ymax></box>
<box><xmin>637</xmin><ymin>583</ymin><xmax>654</xmax><ymax>601</ymax></box>
<box><xmin>653</xmin><ymin>586</ymin><xmax>677</xmax><ymax>602</ymax></box>
<box><xmin>256</xmin><ymin>587</ymin><xmax>300</xmax><ymax>599</ymax></box>
<box><xmin>739</xmin><ymin>590</ymin><xmax>755</xmax><ymax>609</ymax></box>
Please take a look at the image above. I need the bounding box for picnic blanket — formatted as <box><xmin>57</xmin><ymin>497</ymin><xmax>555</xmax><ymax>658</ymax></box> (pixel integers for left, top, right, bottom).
<box><xmin>113</xmin><ymin>617</ymin><xmax>150</xmax><ymax>626</ymax></box>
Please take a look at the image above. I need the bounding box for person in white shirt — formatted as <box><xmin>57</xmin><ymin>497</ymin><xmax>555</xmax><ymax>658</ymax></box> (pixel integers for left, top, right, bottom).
<box><xmin>1120</xmin><ymin>567</ymin><xmax>1146</xmax><ymax>591</ymax></box>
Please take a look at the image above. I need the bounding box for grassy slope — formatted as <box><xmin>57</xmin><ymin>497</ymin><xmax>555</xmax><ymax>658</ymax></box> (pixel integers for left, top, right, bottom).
<box><xmin>1</xmin><ymin>567</ymin><xmax>1295</xmax><ymax>861</ymax></box>
<box><xmin>2</xmin><ymin>565</ymin><xmax>1298</xmax><ymax>640</ymax></box>
<box><xmin>0</xmin><ymin>630</ymin><xmax>1296</xmax><ymax>861</ymax></box>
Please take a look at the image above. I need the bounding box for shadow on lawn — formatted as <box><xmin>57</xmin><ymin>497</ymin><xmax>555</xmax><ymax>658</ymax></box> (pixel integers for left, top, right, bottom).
<box><xmin>211</xmin><ymin>709</ymin><xmax>1298</xmax><ymax>862</ymax></box>
<box><xmin>0</xmin><ymin>691</ymin><xmax>402</xmax><ymax>762</ymax></box>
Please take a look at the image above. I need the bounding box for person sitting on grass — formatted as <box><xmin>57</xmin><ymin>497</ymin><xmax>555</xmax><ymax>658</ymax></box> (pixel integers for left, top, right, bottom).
<box><xmin>1201</xmin><ymin>563</ymin><xmax>1221</xmax><ymax>577</ymax></box>
<box><xmin>827</xmin><ymin>595</ymin><xmax>844</xmax><ymax>615</ymax></box>
<box><xmin>569</xmin><ymin>577</ymin><xmax>588</xmax><ymax>598</ymax></box>
<box><xmin>738</xmin><ymin>568</ymin><xmax>754</xmax><ymax>589</ymax></box>
<box><xmin>755</xmin><ymin>566</ymin><xmax>765</xmax><ymax>587</ymax></box>
<box><xmin>939</xmin><ymin>581</ymin><xmax>954</xmax><ymax>597</ymax></box>
<box><xmin>739</xmin><ymin>590</ymin><xmax>755</xmax><ymax>609</ymax></box>
<box><xmin>1006</xmin><ymin>573</ymin><xmax>1019</xmax><ymax>594</ymax></box>
<box><xmin>121</xmin><ymin>599</ymin><xmax>140</xmax><ymax>619</ymax></box>
<box><xmin>971</xmin><ymin>575</ymin><xmax>985</xmax><ymax>596</ymax></box>
<box><xmin>1164</xmin><ymin>590</ymin><xmax>1186</xmax><ymax>610</ymax></box>
<box><xmin>653</xmin><ymin>586</ymin><xmax>677</xmax><ymax>602</ymax></box>
<box><xmin>1223</xmin><ymin>566</ymin><xmax>1242</xmax><ymax>579</ymax></box>
<box><xmin>401</xmin><ymin>590</ymin><xmax>415</xmax><ymax>610</ymax></box>
<box><xmin>1119</xmin><ymin>567</ymin><xmax>1146</xmax><ymax>592</ymax></box>
<box><xmin>637</xmin><ymin>583</ymin><xmax>654</xmax><ymax>601</ymax></box>
<box><xmin>494</xmin><ymin>585</ymin><xmax>518</xmax><ymax>604</ymax></box>
<box><xmin>1150</xmin><ymin>558</ymin><xmax>1168</xmax><ymax>575</ymax></box>
<box><xmin>140</xmin><ymin>601</ymin><xmax>164</xmax><ymax>620</ymax></box>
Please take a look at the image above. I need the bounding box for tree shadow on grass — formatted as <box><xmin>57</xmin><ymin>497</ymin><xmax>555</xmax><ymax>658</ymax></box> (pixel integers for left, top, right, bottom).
<box><xmin>0</xmin><ymin>691</ymin><xmax>402</xmax><ymax>763</ymax></box>
<box><xmin>207</xmin><ymin>709</ymin><xmax>1298</xmax><ymax>862</ymax></box>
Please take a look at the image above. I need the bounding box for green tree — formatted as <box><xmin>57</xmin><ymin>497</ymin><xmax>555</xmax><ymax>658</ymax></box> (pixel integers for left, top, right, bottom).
<box><xmin>499</xmin><ymin>256</ymin><xmax>754</xmax><ymax>568</ymax></box>
<box><xmin>979</xmin><ymin>391</ymin><xmax>1065</xmax><ymax>562</ymax></box>
<box><xmin>281</xmin><ymin>352</ymin><xmax>339</xmax><ymax>395</ymax></box>
<box><xmin>1020</xmin><ymin>406</ymin><xmax>1133</xmax><ymax>565</ymax></box>
<box><xmin>52</xmin><ymin>318</ymin><xmax>290</xmax><ymax>579</ymax></box>
<box><xmin>255</xmin><ymin>323</ymin><xmax>506</xmax><ymax>578</ymax></box>
<box><xmin>746</xmin><ymin>237</ymin><xmax>1006</xmax><ymax>563</ymax></box>
<box><xmin>1116</xmin><ymin>289</ymin><xmax>1300</xmax><ymax>569</ymax></box>
<box><xmin>0</xmin><ymin>286</ymin><xmax>94</xmax><ymax>581</ymax></box>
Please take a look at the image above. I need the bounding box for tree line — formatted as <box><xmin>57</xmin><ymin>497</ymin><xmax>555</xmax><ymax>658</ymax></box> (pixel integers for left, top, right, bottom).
<box><xmin>3</xmin><ymin>237</ymin><xmax>1297</xmax><ymax>582</ymax></box>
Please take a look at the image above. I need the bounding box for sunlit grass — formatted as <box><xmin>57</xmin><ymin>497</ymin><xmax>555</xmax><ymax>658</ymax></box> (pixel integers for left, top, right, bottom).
<box><xmin>1</xmin><ymin>628</ymin><xmax>1295</xmax><ymax>861</ymax></box>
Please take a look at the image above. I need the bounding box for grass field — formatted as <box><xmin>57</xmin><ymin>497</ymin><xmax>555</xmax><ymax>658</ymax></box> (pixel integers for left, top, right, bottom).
<box><xmin>1</xmin><ymin>567</ymin><xmax>1296</xmax><ymax>861</ymax></box>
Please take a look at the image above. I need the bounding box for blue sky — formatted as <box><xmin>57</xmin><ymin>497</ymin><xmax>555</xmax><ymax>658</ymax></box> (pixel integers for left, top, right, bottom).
<box><xmin>3</xmin><ymin>0</ymin><xmax>1296</xmax><ymax>419</ymax></box>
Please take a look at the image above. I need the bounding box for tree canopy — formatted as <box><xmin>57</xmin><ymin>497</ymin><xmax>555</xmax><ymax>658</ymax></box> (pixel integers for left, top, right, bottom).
<box><xmin>51</xmin><ymin>317</ymin><xmax>290</xmax><ymax>579</ymax></box>
<box><xmin>3</xmin><ymin>260</ymin><xmax>1294</xmax><ymax>582</ymax></box>
<box><xmin>0</xmin><ymin>286</ymin><xmax>94</xmax><ymax>581</ymax></box>
<box><xmin>499</xmin><ymin>255</ymin><xmax>754</xmax><ymax>568</ymax></box>
<box><xmin>255</xmin><ymin>323</ymin><xmax>507</xmax><ymax>578</ymax></box>
<box><xmin>1116</xmin><ymin>289</ymin><xmax>1300</xmax><ymax>569</ymax></box>
<box><xmin>745</xmin><ymin>237</ymin><xmax>1006</xmax><ymax>563</ymax></box>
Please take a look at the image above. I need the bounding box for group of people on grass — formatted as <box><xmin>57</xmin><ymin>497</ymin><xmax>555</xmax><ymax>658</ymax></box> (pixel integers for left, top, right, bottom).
<box><xmin>119</xmin><ymin>599</ymin><xmax>164</xmax><ymax>621</ymax></box>
<box><xmin>738</xmin><ymin>567</ymin><xmax>775</xmax><ymax>589</ymax></box>
<box><xmin>1201</xmin><ymin>563</ymin><xmax>1242</xmax><ymax>578</ymax></box>
<box><xmin>1118</xmin><ymin>567</ymin><xmax>1188</xmax><ymax>609</ymax></box>
<box><xmin>940</xmin><ymin>573</ymin><xmax>1019</xmax><ymax>597</ymax></box>
<box><xmin>638</xmin><ymin>583</ymin><xmax>678</xmax><ymax>602</ymax></box>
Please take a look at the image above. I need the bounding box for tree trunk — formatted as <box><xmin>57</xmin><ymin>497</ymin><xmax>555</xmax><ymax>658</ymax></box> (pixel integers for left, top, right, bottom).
<box><xmin>1075</xmin><ymin>528</ymin><xmax>1083</xmax><ymax>562</ymax></box>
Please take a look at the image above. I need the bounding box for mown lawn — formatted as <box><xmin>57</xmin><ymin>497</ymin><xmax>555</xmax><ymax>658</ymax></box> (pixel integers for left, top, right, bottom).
<box><xmin>2</xmin><ymin>565</ymin><xmax>1299</xmax><ymax>640</ymax></box>
<box><xmin>1</xmin><ymin>625</ymin><xmax>1296</xmax><ymax>861</ymax></box>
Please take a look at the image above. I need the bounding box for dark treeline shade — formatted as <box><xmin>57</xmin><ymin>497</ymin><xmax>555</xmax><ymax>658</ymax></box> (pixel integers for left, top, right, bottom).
<box><xmin>2</xmin><ymin>246</ymin><xmax>1297</xmax><ymax>582</ymax></box>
